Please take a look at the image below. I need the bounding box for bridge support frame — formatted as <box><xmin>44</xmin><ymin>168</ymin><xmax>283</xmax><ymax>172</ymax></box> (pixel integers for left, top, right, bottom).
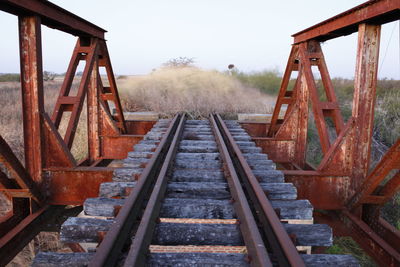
<box><xmin>0</xmin><ymin>2</ymin><xmax>155</xmax><ymax>264</ymax></box>
<box><xmin>255</xmin><ymin>2</ymin><xmax>400</xmax><ymax>265</ymax></box>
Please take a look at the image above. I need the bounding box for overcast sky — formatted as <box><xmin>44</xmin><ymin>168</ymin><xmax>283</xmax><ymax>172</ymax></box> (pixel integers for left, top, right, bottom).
<box><xmin>0</xmin><ymin>0</ymin><xmax>398</xmax><ymax>78</ymax></box>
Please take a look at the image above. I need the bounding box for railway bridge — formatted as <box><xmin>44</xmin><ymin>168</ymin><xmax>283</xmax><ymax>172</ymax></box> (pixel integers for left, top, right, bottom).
<box><xmin>0</xmin><ymin>0</ymin><xmax>399</xmax><ymax>266</ymax></box>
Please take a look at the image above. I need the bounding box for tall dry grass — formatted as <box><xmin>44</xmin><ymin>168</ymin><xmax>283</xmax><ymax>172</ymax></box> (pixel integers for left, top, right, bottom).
<box><xmin>117</xmin><ymin>67</ymin><xmax>276</xmax><ymax>119</ymax></box>
<box><xmin>0</xmin><ymin>80</ymin><xmax>88</xmax><ymax>164</ymax></box>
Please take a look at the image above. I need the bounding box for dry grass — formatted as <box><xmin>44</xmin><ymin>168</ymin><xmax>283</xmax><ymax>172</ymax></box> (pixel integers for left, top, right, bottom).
<box><xmin>0</xmin><ymin>80</ymin><xmax>88</xmax><ymax>163</ymax></box>
<box><xmin>117</xmin><ymin>67</ymin><xmax>275</xmax><ymax>119</ymax></box>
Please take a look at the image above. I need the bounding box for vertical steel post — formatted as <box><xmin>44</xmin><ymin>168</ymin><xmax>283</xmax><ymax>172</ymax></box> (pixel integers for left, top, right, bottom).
<box><xmin>351</xmin><ymin>23</ymin><xmax>381</xmax><ymax>192</ymax></box>
<box><xmin>294</xmin><ymin>72</ymin><xmax>309</xmax><ymax>167</ymax></box>
<box><xmin>87</xmin><ymin>54</ymin><xmax>101</xmax><ymax>163</ymax></box>
<box><xmin>18</xmin><ymin>16</ymin><xmax>44</xmax><ymax>186</ymax></box>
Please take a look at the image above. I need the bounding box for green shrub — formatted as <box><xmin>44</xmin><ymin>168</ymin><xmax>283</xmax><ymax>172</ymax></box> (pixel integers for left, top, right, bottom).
<box><xmin>326</xmin><ymin>237</ymin><xmax>376</xmax><ymax>267</ymax></box>
<box><xmin>0</xmin><ymin>73</ymin><xmax>20</xmax><ymax>82</ymax></box>
<box><xmin>233</xmin><ymin>69</ymin><xmax>282</xmax><ymax>95</ymax></box>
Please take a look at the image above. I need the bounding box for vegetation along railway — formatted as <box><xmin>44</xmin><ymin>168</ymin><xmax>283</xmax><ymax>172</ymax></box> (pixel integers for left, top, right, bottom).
<box><xmin>0</xmin><ymin>0</ymin><xmax>399</xmax><ymax>266</ymax></box>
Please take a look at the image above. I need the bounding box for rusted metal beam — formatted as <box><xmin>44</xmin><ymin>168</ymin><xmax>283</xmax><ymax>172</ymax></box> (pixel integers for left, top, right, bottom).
<box><xmin>0</xmin><ymin>188</ymin><xmax>33</xmax><ymax>198</ymax></box>
<box><xmin>0</xmin><ymin>135</ymin><xmax>43</xmax><ymax>203</ymax></box>
<box><xmin>372</xmin><ymin>218</ymin><xmax>400</xmax><ymax>255</ymax></box>
<box><xmin>87</xmin><ymin>56</ymin><xmax>101</xmax><ymax>163</ymax></box>
<box><xmin>340</xmin><ymin>210</ymin><xmax>400</xmax><ymax>267</ymax></box>
<box><xmin>253</xmin><ymin>137</ymin><xmax>296</xmax><ymax>164</ymax></box>
<box><xmin>282</xmin><ymin>171</ymin><xmax>350</xmax><ymax>210</ymax></box>
<box><xmin>238</xmin><ymin>122</ymin><xmax>268</xmax><ymax>137</ymax></box>
<box><xmin>18</xmin><ymin>15</ymin><xmax>45</xmax><ymax>188</ymax></box>
<box><xmin>378</xmin><ymin>171</ymin><xmax>400</xmax><ymax>201</ymax></box>
<box><xmin>268</xmin><ymin>45</ymin><xmax>299</xmax><ymax>137</ymax></box>
<box><xmin>0</xmin><ymin>0</ymin><xmax>106</xmax><ymax>39</ymax></box>
<box><xmin>351</xmin><ymin>23</ymin><xmax>381</xmax><ymax>192</ymax></box>
<box><xmin>42</xmin><ymin>114</ymin><xmax>77</xmax><ymax>168</ymax></box>
<box><xmin>0</xmin><ymin>170</ymin><xmax>18</xmax><ymax>189</ymax></box>
<box><xmin>292</xmin><ymin>73</ymin><xmax>309</xmax><ymax>168</ymax></box>
<box><xmin>98</xmin><ymin>41</ymin><xmax>127</xmax><ymax>133</ymax></box>
<box><xmin>98</xmin><ymin>101</ymin><xmax>120</xmax><ymax>137</ymax></box>
<box><xmin>45</xmin><ymin>167</ymin><xmax>114</xmax><ymax>205</ymax></box>
<box><xmin>298</xmin><ymin>42</ymin><xmax>330</xmax><ymax>154</ymax></box>
<box><xmin>0</xmin><ymin>205</ymin><xmax>82</xmax><ymax>267</ymax></box>
<box><xmin>347</xmin><ymin>139</ymin><xmax>400</xmax><ymax>210</ymax></box>
<box><xmin>51</xmin><ymin>40</ymin><xmax>81</xmax><ymax>129</ymax></box>
<box><xmin>313</xmin><ymin>42</ymin><xmax>344</xmax><ymax>134</ymax></box>
<box><xmin>125</xmin><ymin>120</ymin><xmax>157</xmax><ymax>135</ymax></box>
<box><xmin>292</xmin><ymin>0</ymin><xmax>399</xmax><ymax>44</ymax></box>
<box><xmin>268</xmin><ymin>40</ymin><xmax>343</xmax><ymax>164</ymax></box>
<box><xmin>316</xmin><ymin>117</ymin><xmax>355</xmax><ymax>176</ymax></box>
<box><xmin>101</xmin><ymin>135</ymin><xmax>144</xmax><ymax>159</ymax></box>
<box><xmin>0</xmin><ymin>206</ymin><xmax>49</xmax><ymax>266</ymax></box>
<box><xmin>0</xmin><ymin>198</ymin><xmax>30</xmax><ymax>238</ymax></box>
<box><xmin>52</xmin><ymin>38</ymin><xmax>99</xmax><ymax>149</ymax></box>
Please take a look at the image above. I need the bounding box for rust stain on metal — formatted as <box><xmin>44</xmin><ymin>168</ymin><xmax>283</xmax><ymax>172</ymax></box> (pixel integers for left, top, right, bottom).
<box><xmin>102</xmin><ymin>135</ymin><xmax>144</xmax><ymax>159</ymax></box>
<box><xmin>45</xmin><ymin>168</ymin><xmax>114</xmax><ymax>205</ymax></box>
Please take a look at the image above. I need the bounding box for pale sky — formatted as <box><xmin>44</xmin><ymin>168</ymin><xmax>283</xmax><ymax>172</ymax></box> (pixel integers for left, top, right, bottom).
<box><xmin>0</xmin><ymin>0</ymin><xmax>399</xmax><ymax>78</ymax></box>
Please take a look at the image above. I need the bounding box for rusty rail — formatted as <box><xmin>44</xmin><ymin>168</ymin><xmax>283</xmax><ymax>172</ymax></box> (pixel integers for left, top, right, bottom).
<box><xmin>213</xmin><ymin>114</ymin><xmax>305</xmax><ymax>267</ymax></box>
<box><xmin>88</xmin><ymin>114</ymin><xmax>182</xmax><ymax>267</ymax></box>
<box><xmin>209</xmin><ymin>115</ymin><xmax>272</xmax><ymax>266</ymax></box>
<box><xmin>122</xmin><ymin>115</ymin><xmax>186</xmax><ymax>266</ymax></box>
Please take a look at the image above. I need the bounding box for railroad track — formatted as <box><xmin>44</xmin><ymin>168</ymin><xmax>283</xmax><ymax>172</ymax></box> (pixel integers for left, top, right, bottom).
<box><xmin>33</xmin><ymin>114</ymin><xmax>358</xmax><ymax>266</ymax></box>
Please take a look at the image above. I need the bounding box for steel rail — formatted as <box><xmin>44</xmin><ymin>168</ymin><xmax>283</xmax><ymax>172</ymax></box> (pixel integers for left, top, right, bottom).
<box><xmin>123</xmin><ymin>114</ymin><xmax>186</xmax><ymax>266</ymax></box>
<box><xmin>89</xmin><ymin>114</ymin><xmax>182</xmax><ymax>267</ymax></box>
<box><xmin>214</xmin><ymin>114</ymin><xmax>305</xmax><ymax>267</ymax></box>
<box><xmin>210</xmin><ymin>115</ymin><xmax>272</xmax><ymax>267</ymax></box>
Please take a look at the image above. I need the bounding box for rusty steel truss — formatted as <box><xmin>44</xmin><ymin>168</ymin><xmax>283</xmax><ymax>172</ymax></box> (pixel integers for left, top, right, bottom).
<box><xmin>0</xmin><ymin>0</ymin><xmax>399</xmax><ymax>266</ymax></box>
<box><xmin>0</xmin><ymin>1</ymin><xmax>156</xmax><ymax>265</ymax></box>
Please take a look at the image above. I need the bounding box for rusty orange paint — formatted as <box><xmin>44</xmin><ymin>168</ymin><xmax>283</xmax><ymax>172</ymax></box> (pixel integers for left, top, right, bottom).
<box><xmin>102</xmin><ymin>135</ymin><xmax>144</xmax><ymax>159</ymax></box>
<box><xmin>283</xmin><ymin>171</ymin><xmax>350</xmax><ymax>210</ymax></box>
<box><xmin>253</xmin><ymin>138</ymin><xmax>296</xmax><ymax>164</ymax></box>
<box><xmin>239</xmin><ymin>122</ymin><xmax>268</xmax><ymax>137</ymax></box>
<box><xmin>292</xmin><ymin>0</ymin><xmax>399</xmax><ymax>44</ymax></box>
<box><xmin>45</xmin><ymin>167</ymin><xmax>113</xmax><ymax>205</ymax></box>
<box><xmin>125</xmin><ymin>120</ymin><xmax>157</xmax><ymax>135</ymax></box>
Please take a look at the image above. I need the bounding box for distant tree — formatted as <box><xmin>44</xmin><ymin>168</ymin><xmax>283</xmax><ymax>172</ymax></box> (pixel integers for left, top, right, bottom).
<box><xmin>162</xmin><ymin>57</ymin><xmax>195</xmax><ymax>68</ymax></box>
<box><xmin>43</xmin><ymin>71</ymin><xmax>56</xmax><ymax>81</ymax></box>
